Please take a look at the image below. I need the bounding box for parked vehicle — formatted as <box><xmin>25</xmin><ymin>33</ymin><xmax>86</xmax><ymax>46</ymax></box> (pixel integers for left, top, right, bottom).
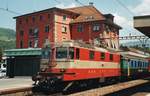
<box><xmin>0</xmin><ymin>57</ymin><xmax>7</xmax><ymax>78</ymax></box>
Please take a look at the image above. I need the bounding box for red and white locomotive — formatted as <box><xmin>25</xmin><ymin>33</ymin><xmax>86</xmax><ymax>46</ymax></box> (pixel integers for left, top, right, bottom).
<box><xmin>33</xmin><ymin>41</ymin><xmax>121</xmax><ymax>92</ymax></box>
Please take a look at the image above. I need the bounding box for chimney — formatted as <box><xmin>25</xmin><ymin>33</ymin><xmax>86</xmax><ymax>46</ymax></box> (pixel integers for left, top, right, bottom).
<box><xmin>89</xmin><ymin>2</ymin><xmax>94</xmax><ymax>6</ymax></box>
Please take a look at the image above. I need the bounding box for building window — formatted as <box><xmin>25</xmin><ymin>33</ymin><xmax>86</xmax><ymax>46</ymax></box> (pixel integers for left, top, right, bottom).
<box><xmin>33</xmin><ymin>28</ymin><xmax>39</xmax><ymax>37</ymax></box>
<box><xmin>45</xmin><ymin>25</ymin><xmax>49</xmax><ymax>32</ymax></box>
<box><xmin>34</xmin><ymin>39</ymin><xmax>38</xmax><ymax>48</ymax></box>
<box><xmin>19</xmin><ymin>20</ymin><xmax>22</xmax><ymax>24</ymax></box>
<box><xmin>77</xmin><ymin>24</ymin><xmax>83</xmax><ymax>32</ymax></box>
<box><xmin>48</xmin><ymin>14</ymin><xmax>50</xmax><ymax>19</ymax></box>
<box><xmin>20</xmin><ymin>40</ymin><xmax>23</xmax><ymax>48</ymax></box>
<box><xmin>76</xmin><ymin>48</ymin><xmax>80</xmax><ymax>59</ymax></box>
<box><xmin>19</xmin><ymin>30</ymin><xmax>24</xmax><ymax>37</ymax></box>
<box><xmin>39</xmin><ymin>15</ymin><xmax>43</xmax><ymax>21</ymax></box>
<box><xmin>110</xmin><ymin>54</ymin><xmax>113</xmax><ymax>61</ymax></box>
<box><xmin>89</xmin><ymin>51</ymin><xmax>94</xmax><ymax>60</ymax></box>
<box><xmin>101</xmin><ymin>52</ymin><xmax>105</xmax><ymax>60</ymax></box>
<box><xmin>28</xmin><ymin>40</ymin><xmax>32</xmax><ymax>48</ymax></box>
<box><xmin>63</xmin><ymin>15</ymin><xmax>67</xmax><ymax>21</ymax></box>
<box><xmin>32</xmin><ymin>16</ymin><xmax>35</xmax><ymax>22</ymax></box>
<box><xmin>93</xmin><ymin>24</ymin><xmax>100</xmax><ymax>31</ymax></box>
<box><xmin>26</xmin><ymin>18</ymin><xmax>28</xmax><ymax>23</ymax></box>
<box><xmin>62</xmin><ymin>26</ymin><xmax>67</xmax><ymax>33</ymax></box>
<box><xmin>29</xmin><ymin>29</ymin><xmax>33</xmax><ymax>36</ymax></box>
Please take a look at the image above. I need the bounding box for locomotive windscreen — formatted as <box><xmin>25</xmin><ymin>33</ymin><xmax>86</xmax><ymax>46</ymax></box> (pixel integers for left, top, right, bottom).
<box><xmin>56</xmin><ymin>47</ymin><xmax>74</xmax><ymax>59</ymax></box>
<box><xmin>56</xmin><ymin>47</ymin><xmax>67</xmax><ymax>59</ymax></box>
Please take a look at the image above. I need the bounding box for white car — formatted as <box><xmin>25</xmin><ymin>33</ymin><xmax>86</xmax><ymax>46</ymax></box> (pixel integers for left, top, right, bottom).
<box><xmin>0</xmin><ymin>69</ymin><xmax>6</xmax><ymax>78</ymax></box>
<box><xmin>0</xmin><ymin>63</ymin><xmax>7</xmax><ymax>78</ymax></box>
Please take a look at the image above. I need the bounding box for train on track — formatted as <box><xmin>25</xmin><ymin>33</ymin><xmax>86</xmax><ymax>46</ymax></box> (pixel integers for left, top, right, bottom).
<box><xmin>32</xmin><ymin>41</ymin><xmax>150</xmax><ymax>93</ymax></box>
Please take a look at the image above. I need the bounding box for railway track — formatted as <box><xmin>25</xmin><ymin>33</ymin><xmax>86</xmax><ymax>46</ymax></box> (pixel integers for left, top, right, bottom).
<box><xmin>0</xmin><ymin>78</ymin><xmax>150</xmax><ymax>96</ymax></box>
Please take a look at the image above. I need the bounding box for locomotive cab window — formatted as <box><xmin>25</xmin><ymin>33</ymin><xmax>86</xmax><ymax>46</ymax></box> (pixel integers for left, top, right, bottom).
<box><xmin>101</xmin><ymin>52</ymin><xmax>105</xmax><ymax>60</ymax></box>
<box><xmin>69</xmin><ymin>47</ymin><xmax>74</xmax><ymax>59</ymax></box>
<box><xmin>56</xmin><ymin>47</ymin><xmax>67</xmax><ymax>59</ymax></box>
<box><xmin>89</xmin><ymin>51</ymin><xmax>94</xmax><ymax>60</ymax></box>
<box><xmin>76</xmin><ymin>48</ymin><xmax>80</xmax><ymax>59</ymax></box>
<box><xmin>110</xmin><ymin>54</ymin><xmax>113</xmax><ymax>61</ymax></box>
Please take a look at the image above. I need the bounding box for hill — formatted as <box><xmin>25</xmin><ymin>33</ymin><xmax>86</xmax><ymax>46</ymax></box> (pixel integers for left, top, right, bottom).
<box><xmin>0</xmin><ymin>27</ymin><xmax>16</xmax><ymax>41</ymax></box>
<box><xmin>0</xmin><ymin>27</ymin><xmax>16</xmax><ymax>49</ymax></box>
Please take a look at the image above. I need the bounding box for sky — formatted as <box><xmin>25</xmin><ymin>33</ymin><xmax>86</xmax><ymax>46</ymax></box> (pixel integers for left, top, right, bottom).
<box><xmin>0</xmin><ymin>0</ymin><xmax>150</xmax><ymax>41</ymax></box>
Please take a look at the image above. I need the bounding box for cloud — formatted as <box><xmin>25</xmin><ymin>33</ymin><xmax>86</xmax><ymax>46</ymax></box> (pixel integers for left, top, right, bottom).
<box><xmin>113</xmin><ymin>13</ymin><xmax>132</xmax><ymax>28</ymax></box>
<box><xmin>55</xmin><ymin>3</ymin><xmax>76</xmax><ymax>9</ymax></box>
<box><xmin>133</xmin><ymin>0</ymin><xmax>150</xmax><ymax>15</ymax></box>
<box><xmin>113</xmin><ymin>13</ymin><xmax>143</xmax><ymax>37</ymax></box>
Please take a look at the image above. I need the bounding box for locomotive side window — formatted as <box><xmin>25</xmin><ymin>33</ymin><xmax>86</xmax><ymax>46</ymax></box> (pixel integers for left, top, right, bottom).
<box><xmin>101</xmin><ymin>52</ymin><xmax>105</xmax><ymax>60</ymax></box>
<box><xmin>69</xmin><ymin>48</ymin><xmax>74</xmax><ymax>59</ymax></box>
<box><xmin>110</xmin><ymin>54</ymin><xmax>113</xmax><ymax>61</ymax></box>
<box><xmin>56</xmin><ymin>47</ymin><xmax>67</xmax><ymax>59</ymax></box>
<box><xmin>89</xmin><ymin>51</ymin><xmax>94</xmax><ymax>60</ymax></box>
<box><xmin>76</xmin><ymin>48</ymin><xmax>80</xmax><ymax>59</ymax></box>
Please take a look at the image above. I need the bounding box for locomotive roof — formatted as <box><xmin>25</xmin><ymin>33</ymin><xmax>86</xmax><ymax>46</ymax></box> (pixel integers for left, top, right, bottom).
<box><xmin>54</xmin><ymin>41</ymin><xmax>119</xmax><ymax>54</ymax></box>
<box><xmin>120</xmin><ymin>51</ymin><xmax>149</xmax><ymax>60</ymax></box>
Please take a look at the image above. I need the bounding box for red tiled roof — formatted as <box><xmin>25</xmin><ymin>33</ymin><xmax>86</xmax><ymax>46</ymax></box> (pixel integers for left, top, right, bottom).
<box><xmin>65</xmin><ymin>6</ymin><xmax>106</xmax><ymax>23</ymax></box>
<box><xmin>14</xmin><ymin>7</ymin><xmax>78</xmax><ymax>19</ymax></box>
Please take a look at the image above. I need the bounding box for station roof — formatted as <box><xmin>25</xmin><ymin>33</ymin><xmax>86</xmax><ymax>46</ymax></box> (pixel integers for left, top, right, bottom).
<box><xmin>4</xmin><ymin>48</ymin><xmax>42</xmax><ymax>56</ymax></box>
<box><xmin>134</xmin><ymin>15</ymin><xmax>150</xmax><ymax>37</ymax></box>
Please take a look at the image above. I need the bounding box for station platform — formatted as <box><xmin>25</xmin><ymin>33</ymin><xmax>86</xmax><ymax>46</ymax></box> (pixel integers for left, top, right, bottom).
<box><xmin>0</xmin><ymin>76</ymin><xmax>33</xmax><ymax>92</ymax></box>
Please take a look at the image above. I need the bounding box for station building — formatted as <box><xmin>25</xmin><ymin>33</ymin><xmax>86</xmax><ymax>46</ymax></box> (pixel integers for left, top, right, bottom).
<box><xmin>14</xmin><ymin>5</ymin><xmax>121</xmax><ymax>49</ymax></box>
<box><xmin>5</xmin><ymin>5</ymin><xmax>121</xmax><ymax>76</ymax></box>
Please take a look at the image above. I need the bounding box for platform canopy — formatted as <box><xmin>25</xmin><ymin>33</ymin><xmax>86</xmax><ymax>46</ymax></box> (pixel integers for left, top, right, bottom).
<box><xmin>4</xmin><ymin>48</ymin><xmax>42</xmax><ymax>56</ymax></box>
<box><xmin>134</xmin><ymin>15</ymin><xmax>150</xmax><ymax>37</ymax></box>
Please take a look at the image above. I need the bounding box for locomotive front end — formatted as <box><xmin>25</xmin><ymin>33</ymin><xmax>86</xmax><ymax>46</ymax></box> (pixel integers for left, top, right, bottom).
<box><xmin>32</xmin><ymin>43</ymin><xmax>75</xmax><ymax>93</ymax></box>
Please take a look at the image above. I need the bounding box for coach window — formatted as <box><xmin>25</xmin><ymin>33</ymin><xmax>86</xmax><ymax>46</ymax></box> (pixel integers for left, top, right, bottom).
<box><xmin>142</xmin><ymin>62</ymin><xmax>145</xmax><ymax>68</ymax></box>
<box><xmin>131</xmin><ymin>61</ymin><xmax>134</xmax><ymax>67</ymax></box>
<box><xmin>76</xmin><ymin>48</ymin><xmax>80</xmax><ymax>59</ymax></box>
<box><xmin>101</xmin><ymin>52</ymin><xmax>105</xmax><ymax>60</ymax></box>
<box><xmin>138</xmin><ymin>61</ymin><xmax>140</xmax><ymax>67</ymax></box>
<box><xmin>135</xmin><ymin>61</ymin><xmax>137</xmax><ymax>67</ymax></box>
<box><xmin>89</xmin><ymin>51</ymin><xmax>94</xmax><ymax>60</ymax></box>
<box><xmin>110</xmin><ymin>54</ymin><xmax>113</xmax><ymax>61</ymax></box>
<box><xmin>69</xmin><ymin>47</ymin><xmax>74</xmax><ymax>59</ymax></box>
<box><xmin>145</xmin><ymin>62</ymin><xmax>148</xmax><ymax>67</ymax></box>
